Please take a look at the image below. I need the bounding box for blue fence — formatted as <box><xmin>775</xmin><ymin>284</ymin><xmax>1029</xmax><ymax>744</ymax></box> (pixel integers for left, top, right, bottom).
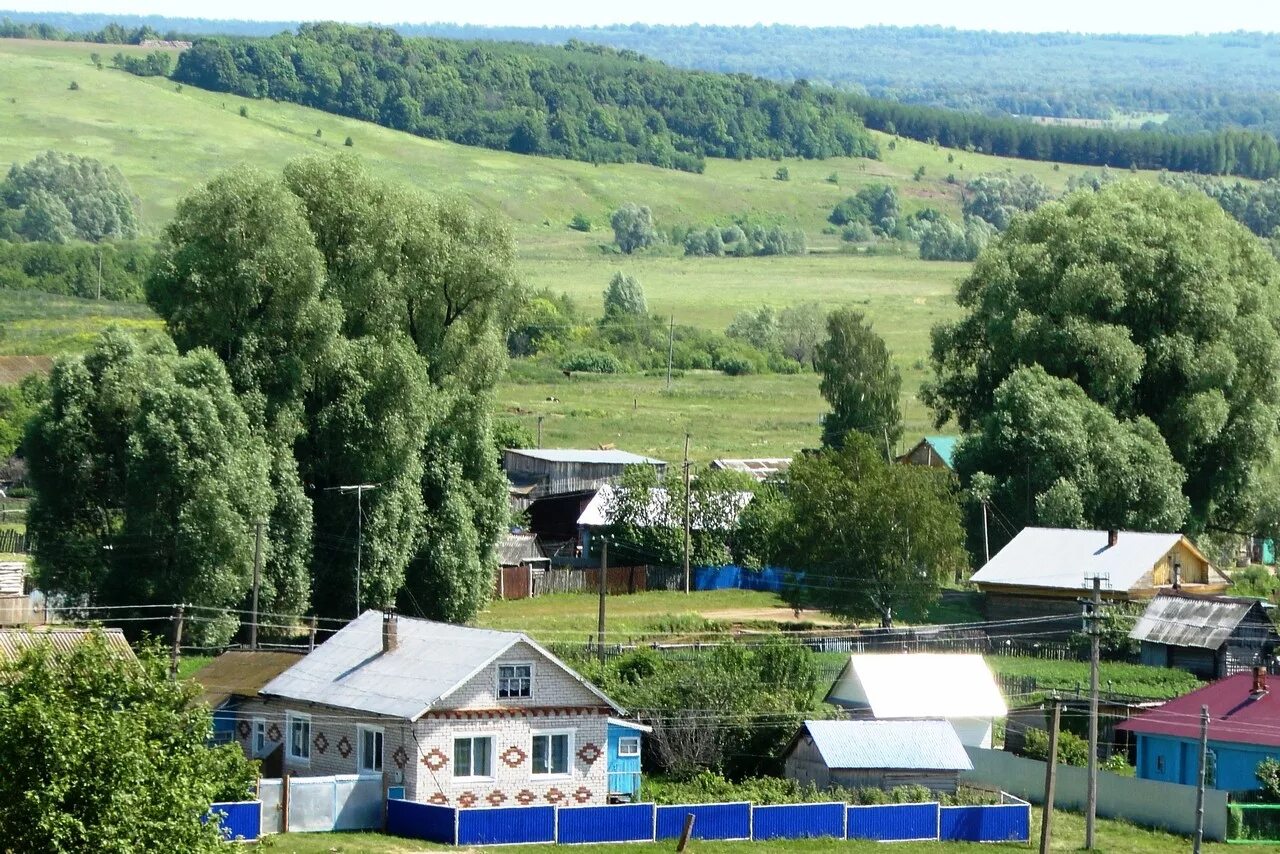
<box><xmin>692</xmin><ymin>565</ymin><xmax>788</xmax><ymax>593</ymax></box>
<box><xmin>385</xmin><ymin>795</ymin><xmax>1030</xmax><ymax>847</ymax></box>
<box><xmin>207</xmin><ymin>800</ymin><xmax>262</xmax><ymax>841</ymax></box>
<box><xmin>656</xmin><ymin>802</ymin><xmax>751</xmax><ymax>841</ymax></box>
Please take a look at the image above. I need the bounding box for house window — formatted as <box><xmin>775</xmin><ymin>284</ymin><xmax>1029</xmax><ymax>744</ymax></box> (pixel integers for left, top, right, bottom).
<box><xmin>454</xmin><ymin>736</ymin><xmax>493</xmax><ymax>778</ymax></box>
<box><xmin>358</xmin><ymin>725</ymin><xmax>384</xmax><ymax>774</ymax></box>
<box><xmin>618</xmin><ymin>736</ymin><xmax>641</xmax><ymax>757</ymax></box>
<box><xmin>532</xmin><ymin>731</ymin><xmax>572</xmax><ymax>776</ymax></box>
<box><xmin>252</xmin><ymin>718</ymin><xmax>267</xmax><ymax>757</ymax></box>
<box><xmin>498</xmin><ymin>663</ymin><xmax>533</xmax><ymax>699</ymax></box>
<box><xmin>287</xmin><ymin>712</ymin><xmax>311</xmax><ymax>763</ymax></box>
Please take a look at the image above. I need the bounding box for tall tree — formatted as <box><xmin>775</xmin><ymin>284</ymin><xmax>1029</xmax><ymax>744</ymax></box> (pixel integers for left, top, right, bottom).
<box><xmin>610</xmin><ymin>203</ymin><xmax>658</xmax><ymax>254</ymax></box>
<box><xmin>815</xmin><ymin>308</ymin><xmax>903</xmax><ymax>453</ymax></box>
<box><xmin>926</xmin><ymin>182</ymin><xmax>1280</xmax><ymax>532</ymax></box>
<box><xmin>1</xmin><ymin>150</ymin><xmax>140</xmax><ymax>242</ymax></box>
<box><xmin>602</xmin><ymin>271</ymin><xmax>648</xmax><ymax>318</ymax></box>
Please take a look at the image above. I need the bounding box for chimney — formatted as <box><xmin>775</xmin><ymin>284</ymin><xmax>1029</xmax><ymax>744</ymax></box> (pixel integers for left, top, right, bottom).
<box><xmin>1172</xmin><ymin>561</ymin><xmax>1182</xmax><ymax>591</ymax></box>
<box><xmin>1107</xmin><ymin>529</ymin><xmax>1118</xmax><ymax>548</ymax></box>
<box><xmin>382</xmin><ymin>608</ymin><xmax>398</xmax><ymax>655</ymax></box>
<box><xmin>1252</xmin><ymin>666</ymin><xmax>1268</xmax><ymax>698</ymax></box>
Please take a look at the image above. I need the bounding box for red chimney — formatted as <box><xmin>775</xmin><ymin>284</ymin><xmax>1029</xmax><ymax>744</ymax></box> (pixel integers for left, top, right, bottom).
<box><xmin>1107</xmin><ymin>529</ymin><xmax>1118</xmax><ymax>548</ymax></box>
<box><xmin>1253</xmin><ymin>667</ymin><xmax>1268</xmax><ymax>698</ymax></box>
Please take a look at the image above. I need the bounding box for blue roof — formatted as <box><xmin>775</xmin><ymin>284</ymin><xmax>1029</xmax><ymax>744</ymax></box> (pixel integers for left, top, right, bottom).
<box><xmin>923</xmin><ymin>436</ymin><xmax>958</xmax><ymax>468</ymax></box>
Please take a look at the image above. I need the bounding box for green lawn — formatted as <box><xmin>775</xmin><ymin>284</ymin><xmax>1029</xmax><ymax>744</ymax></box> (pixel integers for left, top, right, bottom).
<box><xmin>984</xmin><ymin>656</ymin><xmax>1203</xmax><ymax>700</ymax></box>
<box><xmin>0</xmin><ymin>289</ymin><xmax>161</xmax><ymax>356</ymax></box>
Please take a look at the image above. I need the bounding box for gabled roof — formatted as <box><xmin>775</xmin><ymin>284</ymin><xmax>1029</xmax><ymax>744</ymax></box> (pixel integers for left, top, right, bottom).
<box><xmin>505</xmin><ymin>448</ymin><xmax>666</xmax><ymax>466</ymax></box>
<box><xmin>0</xmin><ymin>626</ymin><xmax>134</xmax><ymax>661</ymax></box>
<box><xmin>1129</xmin><ymin>592</ymin><xmax>1275</xmax><ymax>650</ymax></box>
<box><xmin>191</xmin><ymin>650</ymin><xmax>305</xmax><ymax>708</ymax></box>
<box><xmin>969</xmin><ymin>527</ymin><xmax>1221</xmax><ymax>592</ymax></box>
<box><xmin>499</xmin><ymin>533</ymin><xmax>546</xmax><ymax>566</ymax></box>
<box><xmin>901</xmin><ymin>436</ymin><xmax>959</xmax><ymax>468</ymax></box>
<box><xmin>791</xmin><ymin>720</ymin><xmax>973</xmax><ymax>771</ymax></box>
<box><xmin>577</xmin><ymin>484</ymin><xmax>753</xmax><ymax>528</ymax></box>
<box><xmin>1117</xmin><ymin>671</ymin><xmax>1280</xmax><ymax>748</ymax></box>
<box><xmin>825</xmin><ymin>653</ymin><xmax>1007</xmax><ymax>718</ymax></box>
<box><xmin>710</xmin><ymin>458</ymin><xmax>792</xmax><ymax>480</ymax></box>
<box><xmin>260</xmin><ymin>610</ymin><xmax>623</xmax><ymax>720</ymax></box>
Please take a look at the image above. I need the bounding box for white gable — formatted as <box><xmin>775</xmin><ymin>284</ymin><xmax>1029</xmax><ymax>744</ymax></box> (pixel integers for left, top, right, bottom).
<box><xmin>827</xmin><ymin>653</ymin><xmax>1007</xmax><ymax>719</ymax></box>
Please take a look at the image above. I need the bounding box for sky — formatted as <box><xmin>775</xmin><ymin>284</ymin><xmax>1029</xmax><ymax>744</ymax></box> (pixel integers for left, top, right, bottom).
<box><xmin>5</xmin><ymin>0</ymin><xmax>1280</xmax><ymax>34</ymax></box>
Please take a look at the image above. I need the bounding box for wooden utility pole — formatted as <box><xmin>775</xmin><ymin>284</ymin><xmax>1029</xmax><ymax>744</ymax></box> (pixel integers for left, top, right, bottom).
<box><xmin>169</xmin><ymin>604</ymin><xmax>184</xmax><ymax>678</ymax></box>
<box><xmin>981</xmin><ymin>500</ymin><xmax>991</xmax><ymax>564</ymax></box>
<box><xmin>536</xmin><ymin>415</ymin><xmax>544</xmax><ymax>449</ymax></box>
<box><xmin>666</xmin><ymin>315</ymin><xmax>675</xmax><ymax>391</ymax></box>
<box><xmin>1039</xmin><ymin>698</ymin><xmax>1061</xmax><ymax>854</ymax></box>
<box><xmin>682</xmin><ymin>433</ymin><xmax>692</xmax><ymax>595</ymax></box>
<box><xmin>597</xmin><ymin>536</ymin><xmax>608</xmax><ymax>664</ymax></box>
<box><xmin>307</xmin><ymin>615</ymin><xmax>317</xmax><ymax>651</ymax></box>
<box><xmin>250</xmin><ymin>520</ymin><xmax>264</xmax><ymax>650</ymax></box>
<box><xmin>96</xmin><ymin>250</ymin><xmax>102</xmax><ymax>300</ymax></box>
<box><xmin>1083</xmin><ymin>574</ymin><xmax>1103</xmax><ymax>849</ymax></box>
<box><xmin>325</xmin><ymin>483</ymin><xmax>378</xmax><ymax>618</ymax></box>
<box><xmin>1194</xmin><ymin>704</ymin><xmax>1210</xmax><ymax>854</ymax></box>
<box><xmin>676</xmin><ymin>813</ymin><xmax>697</xmax><ymax>852</ymax></box>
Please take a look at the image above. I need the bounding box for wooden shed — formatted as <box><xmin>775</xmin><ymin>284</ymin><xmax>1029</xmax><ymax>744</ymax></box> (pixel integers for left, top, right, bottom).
<box><xmin>1130</xmin><ymin>592</ymin><xmax>1278</xmax><ymax>679</ymax></box>
<box><xmin>783</xmin><ymin>719</ymin><xmax>973</xmax><ymax>794</ymax></box>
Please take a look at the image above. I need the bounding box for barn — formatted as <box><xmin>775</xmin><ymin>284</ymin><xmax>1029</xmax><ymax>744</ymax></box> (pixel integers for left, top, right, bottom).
<box><xmin>783</xmin><ymin>719</ymin><xmax>973</xmax><ymax>794</ymax></box>
<box><xmin>1130</xmin><ymin>592</ymin><xmax>1278</xmax><ymax>679</ymax></box>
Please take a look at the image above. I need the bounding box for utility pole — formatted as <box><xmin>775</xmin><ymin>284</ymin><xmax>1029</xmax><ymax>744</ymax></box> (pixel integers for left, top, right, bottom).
<box><xmin>597</xmin><ymin>535</ymin><xmax>608</xmax><ymax>664</ymax></box>
<box><xmin>326</xmin><ymin>484</ymin><xmax>379</xmax><ymax>619</ymax></box>
<box><xmin>666</xmin><ymin>315</ymin><xmax>675</xmax><ymax>391</ymax></box>
<box><xmin>1194</xmin><ymin>704</ymin><xmax>1210</xmax><ymax>854</ymax></box>
<box><xmin>1082</xmin><ymin>574</ymin><xmax>1104</xmax><ymax>849</ymax></box>
<box><xmin>536</xmin><ymin>415</ymin><xmax>544</xmax><ymax>449</ymax></box>
<box><xmin>249</xmin><ymin>519</ymin><xmax>264</xmax><ymax>650</ymax></box>
<box><xmin>169</xmin><ymin>604</ymin><xmax>184</xmax><ymax>678</ymax></box>
<box><xmin>96</xmin><ymin>250</ymin><xmax>102</xmax><ymax>300</ymax></box>
<box><xmin>981</xmin><ymin>500</ymin><xmax>991</xmax><ymax>564</ymax></box>
<box><xmin>682</xmin><ymin>433</ymin><xmax>692</xmax><ymax>595</ymax></box>
<box><xmin>1039</xmin><ymin>697</ymin><xmax>1061</xmax><ymax>854</ymax></box>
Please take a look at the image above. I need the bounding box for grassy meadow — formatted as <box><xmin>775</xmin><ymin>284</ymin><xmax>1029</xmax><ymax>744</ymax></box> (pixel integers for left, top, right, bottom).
<box><xmin>0</xmin><ymin>38</ymin><xmax>1176</xmax><ymax>460</ymax></box>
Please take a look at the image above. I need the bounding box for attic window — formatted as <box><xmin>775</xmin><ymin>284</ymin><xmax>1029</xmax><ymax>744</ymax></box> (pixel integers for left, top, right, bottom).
<box><xmin>498</xmin><ymin>663</ymin><xmax>533</xmax><ymax>699</ymax></box>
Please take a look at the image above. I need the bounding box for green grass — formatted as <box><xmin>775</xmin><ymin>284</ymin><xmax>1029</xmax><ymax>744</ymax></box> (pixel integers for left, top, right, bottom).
<box><xmin>176</xmin><ymin>654</ymin><xmax>214</xmax><ymax>680</ymax></box>
<box><xmin>0</xmin><ymin>290</ymin><xmax>161</xmax><ymax>356</ymax></box>
<box><xmin>984</xmin><ymin>656</ymin><xmax>1203</xmax><ymax>700</ymax></box>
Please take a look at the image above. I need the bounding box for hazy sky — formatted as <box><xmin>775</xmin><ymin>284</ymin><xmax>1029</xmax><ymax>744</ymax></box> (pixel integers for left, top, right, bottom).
<box><xmin>5</xmin><ymin>0</ymin><xmax>1279</xmax><ymax>33</ymax></box>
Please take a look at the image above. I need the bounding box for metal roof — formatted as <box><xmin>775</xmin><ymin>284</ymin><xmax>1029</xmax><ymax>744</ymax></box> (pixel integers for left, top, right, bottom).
<box><xmin>260</xmin><ymin>610</ymin><xmax>623</xmax><ymax>720</ymax></box>
<box><xmin>796</xmin><ymin>719</ymin><xmax>973</xmax><ymax>771</ymax></box>
<box><xmin>825</xmin><ymin>653</ymin><xmax>1007</xmax><ymax>718</ymax></box>
<box><xmin>1117</xmin><ymin>671</ymin><xmax>1280</xmax><ymax>748</ymax></box>
<box><xmin>1129</xmin><ymin>592</ymin><xmax>1272</xmax><ymax>650</ymax></box>
<box><xmin>191</xmin><ymin>650</ymin><xmax>305</xmax><ymax>708</ymax></box>
<box><xmin>498</xmin><ymin>533</ymin><xmax>546</xmax><ymax>566</ymax></box>
<box><xmin>969</xmin><ymin>527</ymin><xmax>1220</xmax><ymax>592</ymax></box>
<box><xmin>0</xmin><ymin>626</ymin><xmax>134</xmax><ymax>661</ymax></box>
<box><xmin>710</xmin><ymin>459</ymin><xmax>792</xmax><ymax>481</ymax></box>
<box><xmin>577</xmin><ymin>485</ymin><xmax>753</xmax><ymax>528</ymax></box>
<box><xmin>505</xmin><ymin>448</ymin><xmax>666</xmax><ymax>466</ymax></box>
<box><xmin>0</xmin><ymin>562</ymin><xmax>25</xmax><ymax>596</ymax></box>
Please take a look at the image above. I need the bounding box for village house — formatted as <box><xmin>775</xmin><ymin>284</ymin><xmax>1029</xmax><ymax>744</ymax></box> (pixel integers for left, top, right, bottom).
<box><xmin>1117</xmin><ymin>668</ymin><xmax>1280</xmax><ymax>791</ymax></box>
<box><xmin>970</xmin><ymin>527</ymin><xmax>1231</xmax><ymax>620</ymax></box>
<box><xmin>575</xmin><ymin>483</ymin><xmax>753</xmax><ymax>560</ymax></box>
<box><xmin>897</xmin><ymin>436</ymin><xmax>959</xmax><ymax>471</ymax></box>
<box><xmin>825</xmin><ymin>653</ymin><xmax>1007</xmax><ymax>749</ymax></box>
<box><xmin>493</xmin><ymin>532</ymin><xmax>552</xmax><ymax>600</ymax></box>
<box><xmin>232</xmin><ymin>610</ymin><xmax>647</xmax><ymax>807</ymax></box>
<box><xmin>191</xmin><ymin>649</ymin><xmax>304</xmax><ymax>759</ymax></box>
<box><xmin>783</xmin><ymin>720</ymin><xmax>973</xmax><ymax>794</ymax></box>
<box><xmin>1130</xmin><ymin>592</ymin><xmax>1279</xmax><ymax>679</ymax></box>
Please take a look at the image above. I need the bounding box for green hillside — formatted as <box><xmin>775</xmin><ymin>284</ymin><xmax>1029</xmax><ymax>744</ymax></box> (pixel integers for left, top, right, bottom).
<box><xmin>0</xmin><ymin>38</ymin><xmax>1170</xmax><ymax>461</ymax></box>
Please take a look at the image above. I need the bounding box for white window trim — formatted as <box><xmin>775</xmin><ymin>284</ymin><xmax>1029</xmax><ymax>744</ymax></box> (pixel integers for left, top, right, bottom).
<box><xmin>357</xmin><ymin>724</ymin><xmax>384</xmax><ymax>775</ymax></box>
<box><xmin>496</xmin><ymin>661</ymin><xmax>535</xmax><ymax>700</ymax></box>
<box><xmin>452</xmin><ymin>732</ymin><xmax>497</xmax><ymax>781</ymax></box>
<box><xmin>531</xmin><ymin>728</ymin><xmax>575</xmax><ymax>779</ymax></box>
<box><xmin>252</xmin><ymin>717</ymin><xmax>267</xmax><ymax>757</ymax></box>
<box><xmin>286</xmin><ymin>711</ymin><xmax>311</xmax><ymax>765</ymax></box>
<box><xmin>617</xmin><ymin>736</ymin><xmax>641</xmax><ymax>758</ymax></box>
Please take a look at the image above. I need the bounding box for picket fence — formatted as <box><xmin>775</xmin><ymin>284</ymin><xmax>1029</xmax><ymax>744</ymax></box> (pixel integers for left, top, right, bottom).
<box><xmin>385</xmin><ymin>795</ymin><xmax>1031</xmax><ymax>846</ymax></box>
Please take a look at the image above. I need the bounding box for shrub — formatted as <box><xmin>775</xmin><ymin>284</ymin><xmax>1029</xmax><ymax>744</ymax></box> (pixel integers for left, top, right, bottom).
<box><xmin>718</xmin><ymin>355</ymin><xmax>754</xmax><ymax>376</ymax></box>
<box><xmin>238</xmin><ymin>105</ymin><xmax>248</xmax><ymax>117</ymax></box>
<box><xmin>1258</xmin><ymin>757</ymin><xmax>1280</xmax><ymax>802</ymax></box>
<box><xmin>314</xmin><ymin>128</ymin><xmax>322</xmax><ymax>137</ymax></box>
<box><xmin>774</xmin><ymin>166</ymin><xmax>790</xmax><ymax>181</ymax></box>
<box><xmin>560</xmin><ymin>348</ymin><xmax>622</xmax><ymax>374</ymax></box>
<box><xmin>1022</xmin><ymin>727</ymin><xmax>1091</xmax><ymax>766</ymax></box>
<box><xmin>344</xmin><ymin>136</ymin><xmax>354</xmax><ymax>147</ymax></box>
<box><xmin>68</xmin><ymin>81</ymin><xmax>79</xmax><ymax>90</ymax></box>
<box><xmin>569</xmin><ymin>212</ymin><xmax>592</xmax><ymax>232</ymax></box>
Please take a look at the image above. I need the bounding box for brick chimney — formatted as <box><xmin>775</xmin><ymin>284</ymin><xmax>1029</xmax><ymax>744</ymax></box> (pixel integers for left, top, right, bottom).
<box><xmin>1107</xmin><ymin>529</ymin><xmax>1118</xmax><ymax>548</ymax></box>
<box><xmin>382</xmin><ymin>608</ymin><xmax>398</xmax><ymax>655</ymax></box>
<box><xmin>1252</xmin><ymin>666</ymin><xmax>1268</xmax><ymax>698</ymax></box>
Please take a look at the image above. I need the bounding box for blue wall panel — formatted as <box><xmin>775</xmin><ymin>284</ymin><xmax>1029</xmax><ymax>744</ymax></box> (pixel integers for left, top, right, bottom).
<box><xmin>208</xmin><ymin>801</ymin><xmax>261</xmax><ymax>841</ymax></box>
<box><xmin>386</xmin><ymin>799</ymin><xmax>456</xmax><ymax>844</ymax></box>
<box><xmin>557</xmin><ymin>803</ymin><xmax>654</xmax><ymax>843</ymax></box>
<box><xmin>656</xmin><ymin>803</ymin><xmax>751</xmax><ymax>840</ymax></box>
<box><xmin>750</xmin><ymin>802</ymin><xmax>845</xmax><ymax>840</ymax></box>
<box><xmin>940</xmin><ymin>804</ymin><xmax>1030</xmax><ymax>842</ymax></box>
<box><xmin>847</xmin><ymin>802</ymin><xmax>939</xmax><ymax>841</ymax></box>
<box><xmin>457</xmin><ymin>805</ymin><xmax>555</xmax><ymax>845</ymax></box>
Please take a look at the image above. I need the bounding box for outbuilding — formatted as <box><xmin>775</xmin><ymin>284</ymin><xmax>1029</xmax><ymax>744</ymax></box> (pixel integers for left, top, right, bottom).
<box><xmin>783</xmin><ymin>719</ymin><xmax>973</xmax><ymax>794</ymax></box>
<box><xmin>1130</xmin><ymin>592</ymin><xmax>1278</xmax><ymax>679</ymax></box>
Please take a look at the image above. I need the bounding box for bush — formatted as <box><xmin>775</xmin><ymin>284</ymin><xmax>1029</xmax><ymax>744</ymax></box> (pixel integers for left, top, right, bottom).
<box><xmin>561</xmin><ymin>348</ymin><xmax>623</xmax><ymax>374</ymax></box>
<box><xmin>238</xmin><ymin>105</ymin><xmax>248</xmax><ymax>117</ymax></box>
<box><xmin>1258</xmin><ymin>757</ymin><xmax>1280</xmax><ymax>802</ymax></box>
<box><xmin>718</xmin><ymin>355</ymin><xmax>754</xmax><ymax>376</ymax></box>
<box><xmin>1022</xmin><ymin>727</ymin><xmax>1091</xmax><ymax>766</ymax></box>
<box><xmin>774</xmin><ymin>166</ymin><xmax>790</xmax><ymax>181</ymax></box>
<box><xmin>344</xmin><ymin>136</ymin><xmax>354</xmax><ymax>146</ymax></box>
<box><xmin>569</xmin><ymin>212</ymin><xmax>592</xmax><ymax>232</ymax></box>
<box><xmin>68</xmin><ymin>80</ymin><xmax>79</xmax><ymax>90</ymax></box>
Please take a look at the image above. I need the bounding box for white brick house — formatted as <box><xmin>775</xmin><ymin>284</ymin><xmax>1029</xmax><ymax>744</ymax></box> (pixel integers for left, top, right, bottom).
<box><xmin>232</xmin><ymin>610</ymin><xmax>639</xmax><ymax>808</ymax></box>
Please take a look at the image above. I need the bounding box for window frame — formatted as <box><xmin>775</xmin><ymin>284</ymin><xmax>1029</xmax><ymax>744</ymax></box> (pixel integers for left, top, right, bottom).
<box><xmin>286</xmin><ymin>711</ymin><xmax>311</xmax><ymax>765</ymax></box>
<box><xmin>452</xmin><ymin>733</ymin><xmax>496</xmax><ymax>780</ymax></box>
<box><xmin>496</xmin><ymin>661</ymin><xmax>534</xmax><ymax>700</ymax></box>
<box><xmin>357</xmin><ymin>724</ymin><xmax>384</xmax><ymax>775</ymax></box>
<box><xmin>617</xmin><ymin>736</ymin><xmax>641</xmax><ymax>758</ymax></box>
<box><xmin>252</xmin><ymin>717</ymin><xmax>267</xmax><ymax>757</ymax></box>
<box><xmin>531</xmin><ymin>729</ymin><xmax>575</xmax><ymax>778</ymax></box>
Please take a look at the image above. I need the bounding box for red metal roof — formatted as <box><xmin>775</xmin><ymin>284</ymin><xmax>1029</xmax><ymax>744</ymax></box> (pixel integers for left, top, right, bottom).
<box><xmin>1116</xmin><ymin>671</ymin><xmax>1280</xmax><ymax>747</ymax></box>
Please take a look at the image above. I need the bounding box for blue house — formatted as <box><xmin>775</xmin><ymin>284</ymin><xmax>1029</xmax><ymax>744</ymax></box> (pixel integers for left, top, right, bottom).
<box><xmin>606</xmin><ymin>718</ymin><xmax>651</xmax><ymax>802</ymax></box>
<box><xmin>1117</xmin><ymin>668</ymin><xmax>1280</xmax><ymax>791</ymax></box>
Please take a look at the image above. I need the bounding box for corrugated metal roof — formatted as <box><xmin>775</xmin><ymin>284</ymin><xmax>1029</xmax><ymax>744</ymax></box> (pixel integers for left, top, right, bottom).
<box><xmin>0</xmin><ymin>562</ymin><xmax>25</xmax><ymax>596</ymax></box>
<box><xmin>0</xmin><ymin>626</ymin><xmax>134</xmax><ymax>661</ymax></box>
<box><xmin>192</xmin><ymin>650</ymin><xmax>305</xmax><ymax>708</ymax></box>
<box><xmin>499</xmin><ymin>533</ymin><xmax>546</xmax><ymax>566</ymax></box>
<box><xmin>1117</xmin><ymin>671</ymin><xmax>1280</xmax><ymax>747</ymax></box>
<box><xmin>577</xmin><ymin>485</ymin><xmax>753</xmax><ymax>528</ymax></box>
<box><xmin>826</xmin><ymin>653</ymin><xmax>1007</xmax><ymax>718</ymax></box>
<box><xmin>798</xmin><ymin>719</ymin><xmax>973</xmax><ymax>770</ymax></box>
<box><xmin>261</xmin><ymin>610</ymin><xmax>623</xmax><ymax>720</ymax></box>
<box><xmin>1129</xmin><ymin>593</ymin><xmax>1270</xmax><ymax>650</ymax></box>
<box><xmin>970</xmin><ymin>527</ymin><xmax>1223</xmax><ymax>592</ymax></box>
<box><xmin>710</xmin><ymin>459</ymin><xmax>792</xmax><ymax>481</ymax></box>
<box><xmin>505</xmin><ymin>448</ymin><xmax>666</xmax><ymax>466</ymax></box>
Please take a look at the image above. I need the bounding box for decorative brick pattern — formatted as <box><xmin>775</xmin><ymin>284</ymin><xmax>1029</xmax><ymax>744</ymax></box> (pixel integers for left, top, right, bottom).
<box><xmin>427</xmin><ymin>792</ymin><xmax>450</xmax><ymax>805</ymax></box>
<box><xmin>423</xmin><ymin>747</ymin><xmax>449</xmax><ymax>771</ymax></box>
<box><xmin>392</xmin><ymin>745</ymin><xmax>409</xmax><ymax>769</ymax></box>
<box><xmin>336</xmin><ymin>735</ymin><xmax>352</xmax><ymax>759</ymax></box>
<box><xmin>544</xmin><ymin>787</ymin><xmax>565</xmax><ymax>804</ymax></box>
<box><xmin>573</xmin><ymin>786</ymin><xmax>592</xmax><ymax>804</ymax></box>
<box><xmin>576</xmin><ymin>742</ymin><xmax>602</xmax><ymax>765</ymax></box>
<box><xmin>486</xmin><ymin>789</ymin><xmax>507</xmax><ymax>806</ymax></box>
<box><xmin>458</xmin><ymin>791</ymin><xmax>478</xmax><ymax>808</ymax></box>
<box><xmin>516</xmin><ymin>789</ymin><xmax>537</xmax><ymax>805</ymax></box>
<box><xmin>266</xmin><ymin>722</ymin><xmax>281</xmax><ymax>743</ymax></box>
<box><xmin>237</xmin><ymin>720</ymin><xmax>251</xmax><ymax>739</ymax></box>
<box><xmin>500</xmin><ymin>745</ymin><xmax>527</xmax><ymax>768</ymax></box>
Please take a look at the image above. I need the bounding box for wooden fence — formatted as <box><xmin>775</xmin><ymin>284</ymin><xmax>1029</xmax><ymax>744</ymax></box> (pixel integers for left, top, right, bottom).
<box><xmin>0</xmin><ymin>529</ymin><xmax>28</xmax><ymax>553</ymax></box>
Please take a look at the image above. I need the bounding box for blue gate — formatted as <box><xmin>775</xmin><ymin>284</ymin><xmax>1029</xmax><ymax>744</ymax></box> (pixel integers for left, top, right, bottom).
<box><xmin>386</xmin><ymin>799</ymin><xmax>456</xmax><ymax>844</ymax></box>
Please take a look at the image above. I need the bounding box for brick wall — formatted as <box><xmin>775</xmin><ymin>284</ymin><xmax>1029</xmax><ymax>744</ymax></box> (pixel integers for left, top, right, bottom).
<box><xmin>445</xmin><ymin>641</ymin><xmax>605</xmax><ymax>710</ymax></box>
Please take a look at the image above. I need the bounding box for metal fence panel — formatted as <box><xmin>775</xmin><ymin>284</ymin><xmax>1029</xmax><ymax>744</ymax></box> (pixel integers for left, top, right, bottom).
<box><xmin>258</xmin><ymin>780</ymin><xmax>283</xmax><ymax>835</ymax></box>
<box><xmin>333</xmin><ymin>775</ymin><xmax>383</xmax><ymax>831</ymax></box>
<box><xmin>457</xmin><ymin>805</ymin><xmax>556</xmax><ymax>845</ymax></box>
<box><xmin>288</xmin><ymin>777</ymin><xmax>337</xmax><ymax>832</ymax></box>
<box><xmin>557</xmin><ymin>803</ymin><xmax>655</xmax><ymax>844</ymax></box>
<box><xmin>939</xmin><ymin>804</ymin><xmax>1031</xmax><ymax>842</ymax></box>
<box><xmin>208</xmin><ymin>801</ymin><xmax>261</xmax><ymax>841</ymax></box>
<box><xmin>386</xmin><ymin>799</ymin><xmax>457</xmax><ymax>844</ymax></box>
<box><xmin>656</xmin><ymin>803</ymin><xmax>751</xmax><ymax>841</ymax></box>
<box><xmin>750</xmin><ymin>802</ymin><xmax>846</xmax><ymax>840</ymax></box>
<box><xmin>847</xmin><ymin>802</ymin><xmax>939</xmax><ymax>841</ymax></box>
